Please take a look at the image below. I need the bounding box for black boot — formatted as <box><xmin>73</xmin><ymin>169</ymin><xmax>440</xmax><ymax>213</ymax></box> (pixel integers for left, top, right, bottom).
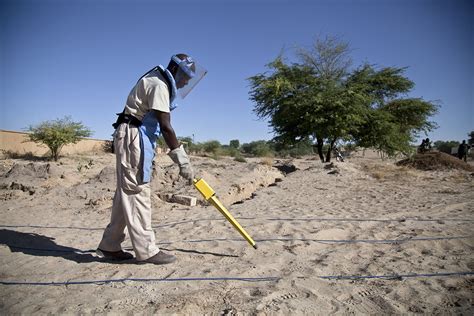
<box><xmin>96</xmin><ymin>248</ymin><xmax>134</xmax><ymax>261</ymax></box>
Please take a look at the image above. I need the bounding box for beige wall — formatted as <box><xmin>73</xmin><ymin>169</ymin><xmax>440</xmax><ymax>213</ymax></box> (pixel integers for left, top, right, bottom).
<box><xmin>0</xmin><ymin>129</ymin><xmax>109</xmax><ymax>157</ymax></box>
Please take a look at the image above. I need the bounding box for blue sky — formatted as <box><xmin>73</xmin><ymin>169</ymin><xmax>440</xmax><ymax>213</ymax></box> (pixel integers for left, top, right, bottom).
<box><xmin>1</xmin><ymin>0</ymin><xmax>472</xmax><ymax>144</ymax></box>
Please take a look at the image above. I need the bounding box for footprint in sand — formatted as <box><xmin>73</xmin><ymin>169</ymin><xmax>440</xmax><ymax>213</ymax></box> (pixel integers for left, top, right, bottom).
<box><xmin>344</xmin><ymin>288</ymin><xmax>397</xmax><ymax>314</ymax></box>
<box><xmin>257</xmin><ymin>291</ymin><xmax>313</xmax><ymax>312</ymax></box>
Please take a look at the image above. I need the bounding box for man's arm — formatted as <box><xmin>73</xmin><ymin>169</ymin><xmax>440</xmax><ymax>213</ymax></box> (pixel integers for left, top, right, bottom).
<box><xmin>154</xmin><ymin>110</ymin><xmax>180</xmax><ymax>150</ymax></box>
<box><xmin>154</xmin><ymin>109</ymin><xmax>194</xmax><ymax>183</ymax></box>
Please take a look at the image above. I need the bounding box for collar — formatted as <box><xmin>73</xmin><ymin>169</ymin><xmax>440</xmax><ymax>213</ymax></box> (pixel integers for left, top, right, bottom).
<box><xmin>158</xmin><ymin>65</ymin><xmax>178</xmax><ymax>111</ymax></box>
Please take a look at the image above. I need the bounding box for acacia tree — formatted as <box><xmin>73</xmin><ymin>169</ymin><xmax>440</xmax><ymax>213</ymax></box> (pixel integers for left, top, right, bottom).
<box><xmin>249</xmin><ymin>58</ymin><xmax>323</xmax><ymax>158</ymax></box>
<box><xmin>297</xmin><ymin>35</ymin><xmax>352</xmax><ymax>82</ymax></box>
<box><xmin>249</xmin><ymin>38</ymin><xmax>365</xmax><ymax>162</ymax></box>
<box><xmin>26</xmin><ymin>116</ymin><xmax>92</xmax><ymax>161</ymax></box>
<box><xmin>297</xmin><ymin>36</ymin><xmax>354</xmax><ymax>161</ymax></box>
<box><xmin>249</xmin><ymin>37</ymin><xmax>439</xmax><ymax>161</ymax></box>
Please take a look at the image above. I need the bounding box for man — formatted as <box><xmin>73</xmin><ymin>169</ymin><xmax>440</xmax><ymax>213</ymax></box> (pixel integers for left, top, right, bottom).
<box><xmin>457</xmin><ymin>140</ymin><xmax>470</xmax><ymax>162</ymax></box>
<box><xmin>424</xmin><ymin>138</ymin><xmax>432</xmax><ymax>151</ymax></box>
<box><xmin>97</xmin><ymin>54</ymin><xmax>207</xmax><ymax>265</ymax></box>
<box><xmin>418</xmin><ymin>138</ymin><xmax>431</xmax><ymax>154</ymax></box>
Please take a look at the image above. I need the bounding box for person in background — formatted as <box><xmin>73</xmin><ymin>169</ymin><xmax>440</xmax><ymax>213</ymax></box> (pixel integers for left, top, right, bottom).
<box><xmin>457</xmin><ymin>140</ymin><xmax>470</xmax><ymax>162</ymax></box>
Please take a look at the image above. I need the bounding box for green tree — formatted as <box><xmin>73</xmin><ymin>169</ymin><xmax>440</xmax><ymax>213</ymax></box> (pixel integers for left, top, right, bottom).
<box><xmin>241</xmin><ymin>140</ymin><xmax>274</xmax><ymax>157</ymax></box>
<box><xmin>229</xmin><ymin>139</ymin><xmax>240</xmax><ymax>149</ymax></box>
<box><xmin>348</xmin><ymin>65</ymin><xmax>439</xmax><ymax>156</ymax></box>
<box><xmin>351</xmin><ymin>109</ymin><xmax>410</xmax><ymax>157</ymax></box>
<box><xmin>250</xmin><ymin>37</ymin><xmax>368</xmax><ymax>162</ymax></box>
<box><xmin>201</xmin><ymin>140</ymin><xmax>221</xmax><ymax>154</ymax></box>
<box><xmin>297</xmin><ymin>35</ymin><xmax>352</xmax><ymax>82</ymax></box>
<box><xmin>468</xmin><ymin>131</ymin><xmax>474</xmax><ymax>146</ymax></box>
<box><xmin>26</xmin><ymin>116</ymin><xmax>92</xmax><ymax>161</ymax></box>
<box><xmin>249</xmin><ymin>45</ymin><xmax>363</xmax><ymax>161</ymax></box>
<box><xmin>249</xmin><ymin>37</ymin><xmax>439</xmax><ymax>161</ymax></box>
<box><xmin>296</xmin><ymin>36</ymin><xmax>356</xmax><ymax>161</ymax></box>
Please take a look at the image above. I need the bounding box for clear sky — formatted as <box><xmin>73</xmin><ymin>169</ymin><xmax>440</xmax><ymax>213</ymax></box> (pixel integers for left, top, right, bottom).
<box><xmin>1</xmin><ymin>0</ymin><xmax>472</xmax><ymax>144</ymax></box>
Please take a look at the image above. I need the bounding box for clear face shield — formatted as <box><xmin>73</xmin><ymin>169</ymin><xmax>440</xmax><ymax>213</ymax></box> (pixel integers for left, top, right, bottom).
<box><xmin>171</xmin><ymin>55</ymin><xmax>207</xmax><ymax>99</ymax></box>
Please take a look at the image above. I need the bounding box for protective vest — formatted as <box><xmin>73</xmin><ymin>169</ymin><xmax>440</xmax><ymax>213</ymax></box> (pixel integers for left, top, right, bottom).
<box><xmin>139</xmin><ymin>66</ymin><xmax>177</xmax><ymax>183</ymax></box>
<box><xmin>113</xmin><ymin>66</ymin><xmax>177</xmax><ymax>183</ymax></box>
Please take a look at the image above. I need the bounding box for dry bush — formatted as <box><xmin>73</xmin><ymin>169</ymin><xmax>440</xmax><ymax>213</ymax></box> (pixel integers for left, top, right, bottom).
<box><xmin>1</xmin><ymin>150</ymin><xmax>45</xmax><ymax>161</ymax></box>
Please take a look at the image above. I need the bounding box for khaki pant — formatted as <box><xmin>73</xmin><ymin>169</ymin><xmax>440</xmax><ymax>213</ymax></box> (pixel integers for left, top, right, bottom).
<box><xmin>98</xmin><ymin>123</ymin><xmax>160</xmax><ymax>261</ymax></box>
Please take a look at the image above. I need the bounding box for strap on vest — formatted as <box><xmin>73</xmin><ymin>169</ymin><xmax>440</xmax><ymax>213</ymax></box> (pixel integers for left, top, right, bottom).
<box><xmin>137</xmin><ymin>66</ymin><xmax>173</xmax><ymax>97</ymax></box>
<box><xmin>112</xmin><ymin>111</ymin><xmax>142</xmax><ymax>129</ymax></box>
<box><xmin>112</xmin><ymin>66</ymin><xmax>172</xmax><ymax>129</ymax></box>
<box><xmin>156</xmin><ymin>67</ymin><xmax>173</xmax><ymax>97</ymax></box>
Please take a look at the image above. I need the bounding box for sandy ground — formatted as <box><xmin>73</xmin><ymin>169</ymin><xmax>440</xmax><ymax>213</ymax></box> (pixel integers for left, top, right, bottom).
<box><xmin>0</xmin><ymin>151</ymin><xmax>473</xmax><ymax>314</ymax></box>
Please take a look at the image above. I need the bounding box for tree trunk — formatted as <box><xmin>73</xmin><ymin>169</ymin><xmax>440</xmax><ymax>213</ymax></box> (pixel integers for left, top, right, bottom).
<box><xmin>316</xmin><ymin>138</ymin><xmax>324</xmax><ymax>162</ymax></box>
<box><xmin>325</xmin><ymin>139</ymin><xmax>336</xmax><ymax>162</ymax></box>
<box><xmin>51</xmin><ymin>145</ymin><xmax>62</xmax><ymax>161</ymax></box>
<box><xmin>378</xmin><ymin>149</ymin><xmax>385</xmax><ymax>161</ymax></box>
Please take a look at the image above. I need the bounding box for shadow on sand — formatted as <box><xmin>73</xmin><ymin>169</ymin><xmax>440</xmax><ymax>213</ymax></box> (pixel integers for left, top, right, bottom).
<box><xmin>0</xmin><ymin>229</ymin><xmax>108</xmax><ymax>263</ymax></box>
<box><xmin>0</xmin><ymin>229</ymin><xmax>239</xmax><ymax>263</ymax></box>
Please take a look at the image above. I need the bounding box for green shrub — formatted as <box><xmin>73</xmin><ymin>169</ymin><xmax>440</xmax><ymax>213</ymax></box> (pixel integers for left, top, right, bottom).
<box><xmin>234</xmin><ymin>154</ymin><xmax>247</xmax><ymax>163</ymax></box>
<box><xmin>229</xmin><ymin>139</ymin><xmax>240</xmax><ymax>149</ymax></box>
<box><xmin>241</xmin><ymin>140</ymin><xmax>274</xmax><ymax>157</ymax></box>
<box><xmin>26</xmin><ymin>116</ymin><xmax>92</xmax><ymax>161</ymax></box>
<box><xmin>202</xmin><ymin>140</ymin><xmax>221</xmax><ymax>154</ymax></box>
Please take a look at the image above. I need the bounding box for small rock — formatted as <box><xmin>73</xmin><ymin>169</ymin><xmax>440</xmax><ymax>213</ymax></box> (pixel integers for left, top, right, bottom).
<box><xmin>274</xmin><ymin>163</ymin><xmax>297</xmax><ymax>174</ymax></box>
<box><xmin>171</xmin><ymin>195</ymin><xmax>197</xmax><ymax>206</ymax></box>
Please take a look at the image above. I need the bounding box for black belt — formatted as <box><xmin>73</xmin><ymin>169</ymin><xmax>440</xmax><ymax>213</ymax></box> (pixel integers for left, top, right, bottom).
<box><xmin>112</xmin><ymin>111</ymin><xmax>142</xmax><ymax>129</ymax></box>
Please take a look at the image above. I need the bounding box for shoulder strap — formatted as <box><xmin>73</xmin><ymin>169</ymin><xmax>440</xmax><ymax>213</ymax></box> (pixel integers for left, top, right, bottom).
<box><xmin>156</xmin><ymin>67</ymin><xmax>173</xmax><ymax>97</ymax></box>
<box><xmin>136</xmin><ymin>66</ymin><xmax>172</xmax><ymax>97</ymax></box>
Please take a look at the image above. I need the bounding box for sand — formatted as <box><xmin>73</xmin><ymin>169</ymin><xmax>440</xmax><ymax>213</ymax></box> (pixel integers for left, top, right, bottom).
<box><xmin>0</xmin><ymin>151</ymin><xmax>473</xmax><ymax>314</ymax></box>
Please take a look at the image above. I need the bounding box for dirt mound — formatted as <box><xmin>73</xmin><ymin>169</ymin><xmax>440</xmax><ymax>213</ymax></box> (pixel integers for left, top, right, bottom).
<box><xmin>87</xmin><ymin>166</ymin><xmax>116</xmax><ymax>185</ymax></box>
<box><xmin>3</xmin><ymin>162</ymin><xmax>55</xmax><ymax>179</ymax></box>
<box><xmin>0</xmin><ymin>162</ymin><xmax>62</xmax><ymax>193</ymax></box>
<box><xmin>396</xmin><ymin>152</ymin><xmax>474</xmax><ymax>171</ymax></box>
<box><xmin>150</xmin><ymin>156</ymin><xmax>284</xmax><ymax>206</ymax></box>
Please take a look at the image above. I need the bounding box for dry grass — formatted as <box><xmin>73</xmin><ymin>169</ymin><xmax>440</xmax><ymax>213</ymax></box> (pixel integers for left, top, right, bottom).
<box><xmin>361</xmin><ymin>162</ymin><xmax>420</xmax><ymax>181</ymax></box>
<box><xmin>259</xmin><ymin>157</ymin><xmax>274</xmax><ymax>166</ymax></box>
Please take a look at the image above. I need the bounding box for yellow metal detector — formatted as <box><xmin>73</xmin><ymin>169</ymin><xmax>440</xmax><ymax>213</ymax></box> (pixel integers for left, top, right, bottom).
<box><xmin>193</xmin><ymin>178</ymin><xmax>257</xmax><ymax>249</ymax></box>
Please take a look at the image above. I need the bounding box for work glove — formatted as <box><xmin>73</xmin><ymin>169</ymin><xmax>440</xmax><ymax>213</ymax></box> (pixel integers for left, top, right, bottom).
<box><xmin>168</xmin><ymin>144</ymin><xmax>194</xmax><ymax>184</ymax></box>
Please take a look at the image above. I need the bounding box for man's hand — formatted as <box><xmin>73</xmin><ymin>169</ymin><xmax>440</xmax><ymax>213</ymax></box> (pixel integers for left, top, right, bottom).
<box><xmin>179</xmin><ymin>164</ymin><xmax>194</xmax><ymax>184</ymax></box>
<box><xmin>168</xmin><ymin>145</ymin><xmax>194</xmax><ymax>184</ymax></box>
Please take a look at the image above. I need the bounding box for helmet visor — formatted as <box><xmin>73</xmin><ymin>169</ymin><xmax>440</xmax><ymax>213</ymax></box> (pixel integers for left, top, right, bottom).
<box><xmin>172</xmin><ymin>55</ymin><xmax>207</xmax><ymax>99</ymax></box>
